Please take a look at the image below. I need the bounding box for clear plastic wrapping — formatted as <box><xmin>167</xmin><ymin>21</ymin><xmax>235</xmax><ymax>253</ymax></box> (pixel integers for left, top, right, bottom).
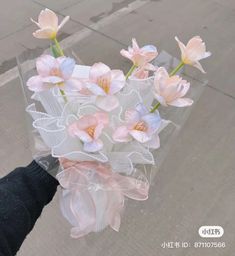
<box><xmin>17</xmin><ymin>46</ymin><xmax>206</xmax><ymax>237</ymax></box>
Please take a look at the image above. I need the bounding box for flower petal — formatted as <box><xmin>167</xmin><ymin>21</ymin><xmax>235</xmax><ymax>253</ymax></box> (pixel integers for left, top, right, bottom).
<box><xmin>154</xmin><ymin>67</ymin><xmax>169</xmax><ymax>92</ymax></box>
<box><xmin>135</xmin><ymin>103</ymin><xmax>149</xmax><ymax>116</ymax></box>
<box><xmin>145</xmin><ymin>134</ymin><xmax>160</xmax><ymax>149</ymax></box>
<box><xmin>202</xmin><ymin>51</ymin><xmax>212</xmax><ymax>60</ymax></box>
<box><xmin>132</xmin><ymin>68</ymin><xmax>149</xmax><ymax>79</ymax></box>
<box><xmin>38</xmin><ymin>8</ymin><xmax>58</xmax><ymax>29</ymax></box>
<box><xmin>120</xmin><ymin>49</ymin><xmax>133</xmax><ymax>61</ymax></box>
<box><xmin>96</xmin><ymin>95</ymin><xmax>119</xmax><ymax>112</ymax></box>
<box><xmin>121</xmin><ymin>39</ymin><xmax>157</xmax><ymax>66</ymax></box>
<box><xmin>132</xmin><ymin>38</ymin><xmax>140</xmax><ymax>51</ymax></box>
<box><xmin>141</xmin><ymin>45</ymin><xmax>158</xmax><ymax>62</ymax></box>
<box><xmin>141</xmin><ymin>44</ymin><xmax>157</xmax><ymax>53</ymax></box>
<box><xmin>83</xmin><ymin>139</ymin><xmax>103</xmax><ymax>152</ymax></box>
<box><xmin>42</xmin><ymin>76</ymin><xmax>64</xmax><ymax>84</ymax></box>
<box><xmin>169</xmin><ymin>97</ymin><xmax>193</xmax><ymax>107</ymax></box>
<box><xmin>142</xmin><ymin>113</ymin><xmax>161</xmax><ymax>133</ymax></box>
<box><xmin>76</xmin><ymin>115</ymin><xmax>97</xmax><ymax>130</ymax></box>
<box><xmin>68</xmin><ymin>126</ymin><xmax>92</xmax><ymax>142</ymax></box>
<box><xmin>30</xmin><ymin>18</ymin><xmax>40</xmax><ymax>27</ymax></box>
<box><xmin>86</xmin><ymin>82</ymin><xmax>106</xmax><ymax>96</ymax></box>
<box><xmin>94</xmin><ymin>124</ymin><xmax>105</xmax><ymax>140</ymax></box>
<box><xmin>153</xmin><ymin>93</ymin><xmax>168</xmax><ymax>106</ymax></box>
<box><xmin>68</xmin><ymin>116</ymin><xmax>97</xmax><ymax>140</ymax></box>
<box><xmin>112</xmin><ymin>126</ymin><xmax>132</xmax><ymax>142</ymax></box>
<box><xmin>89</xmin><ymin>62</ymin><xmax>110</xmax><ymax>81</ymax></box>
<box><xmin>64</xmin><ymin>78</ymin><xmax>83</xmax><ymax>91</ymax></box>
<box><xmin>161</xmin><ymin>83</ymin><xmax>182</xmax><ymax>102</ymax></box>
<box><xmin>167</xmin><ymin>75</ymin><xmax>182</xmax><ymax>87</ymax></box>
<box><xmin>58</xmin><ymin>57</ymin><xmax>75</xmax><ymax>79</ymax></box>
<box><xmin>36</xmin><ymin>55</ymin><xmax>57</xmax><ymax>76</ymax></box>
<box><xmin>77</xmin><ymin>131</ymin><xmax>93</xmax><ymax>143</ymax></box>
<box><xmin>144</xmin><ymin>63</ymin><xmax>157</xmax><ymax>71</ymax></box>
<box><xmin>129</xmin><ymin>130</ymin><xmax>151</xmax><ymax>143</ymax></box>
<box><xmin>186</xmin><ymin>36</ymin><xmax>206</xmax><ymax>60</ymax></box>
<box><xmin>33</xmin><ymin>28</ymin><xmax>57</xmax><ymax>39</ymax></box>
<box><xmin>178</xmin><ymin>81</ymin><xmax>190</xmax><ymax>97</ymax></box>
<box><xmin>58</xmin><ymin>16</ymin><xmax>70</xmax><ymax>31</ymax></box>
<box><xmin>125</xmin><ymin>109</ymin><xmax>140</xmax><ymax>124</ymax></box>
<box><xmin>94</xmin><ymin>112</ymin><xmax>109</xmax><ymax>126</ymax></box>
<box><xmin>27</xmin><ymin>75</ymin><xmax>51</xmax><ymax>92</ymax></box>
<box><xmin>192</xmin><ymin>61</ymin><xmax>206</xmax><ymax>73</ymax></box>
<box><xmin>175</xmin><ymin>36</ymin><xmax>187</xmax><ymax>61</ymax></box>
<box><xmin>109</xmin><ymin>70</ymin><xmax>125</xmax><ymax>94</ymax></box>
<box><xmin>132</xmin><ymin>53</ymin><xmax>147</xmax><ymax>67</ymax></box>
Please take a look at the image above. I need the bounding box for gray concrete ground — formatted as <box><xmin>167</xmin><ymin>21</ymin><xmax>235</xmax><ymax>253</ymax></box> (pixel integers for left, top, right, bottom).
<box><xmin>0</xmin><ymin>0</ymin><xmax>235</xmax><ymax>255</ymax></box>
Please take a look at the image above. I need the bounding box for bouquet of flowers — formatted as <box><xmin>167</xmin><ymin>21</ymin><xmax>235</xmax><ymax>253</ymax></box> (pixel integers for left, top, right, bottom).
<box><xmin>21</xmin><ymin>9</ymin><xmax>211</xmax><ymax>238</ymax></box>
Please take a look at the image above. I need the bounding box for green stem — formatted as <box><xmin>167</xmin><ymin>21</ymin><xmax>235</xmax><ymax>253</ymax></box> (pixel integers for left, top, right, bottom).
<box><xmin>51</xmin><ymin>38</ymin><xmax>67</xmax><ymax>103</ymax></box>
<box><xmin>53</xmin><ymin>37</ymin><xmax>64</xmax><ymax>56</ymax></box>
<box><xmin>150</xmin><ymin>102</ymin><xmax>160</xmax><ymax>113</ymax></box>
<box><xmin>125</xmin><ymin>64</ymin><xmax>137</xmax><ymax>80</ymax></box>
<box><xmin>169</xmin><ymin>61</ymin><xmax>184</xmax><ymax>76</ymax></box>
<box><xmin>59</xmin><ymin>89</ymin><xmax>67</xmax><ymax>103</ymax></box>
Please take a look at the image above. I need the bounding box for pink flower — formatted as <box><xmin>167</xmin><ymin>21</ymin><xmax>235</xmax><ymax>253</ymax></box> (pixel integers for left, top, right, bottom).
<box><xmin>68</xmin><ymin>112</ymin><xmax>109</xmax><ymax>152</ymax></box>
<box><xmin>86</xmin><ymin>63</ymin><xmax>125</xmax><ymax>112</ymax></box>
<box><xmin>57</xmin><ymin>159</ymin><xmax>149</xmax><ymax>238</ymax></box>
<box><xmin>120</xmin><ymin>38</ymin><xmax>158</xmax><ymax>67</ymax></box>
<box><xmin>131</xmin><ymin>63</ymin><xmax>157</xmax><ymax>79</ymax></box>
<box><xmin>31</xmin><ymin>8</ymin><xmax>69</xmax><ymax>39</ymax></box>
<box><xmin>153</xmin><ymin>67</ymin><xmax>193</xmax><ymax>107</ymax></box>
<box><xmin>113</xmin><ymin>104</ymin><xmax>161</xmax><ymax>149</ymax></box>
<box><xmin>175</xmin><ymin>36</ymin><xmax>211</xmax><ymax>73</ymax></box>
<box><xmin>27</xmin><ymin>55</ymin><xmax>82</xmax><ymax>92</ymax></box>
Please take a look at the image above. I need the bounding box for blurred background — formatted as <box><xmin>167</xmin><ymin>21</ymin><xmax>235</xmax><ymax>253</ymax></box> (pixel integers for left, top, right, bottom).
<box><xmin>0</xmin><ymin>0</ymin><xmax>235</xmax><ymax>255</ymax></box>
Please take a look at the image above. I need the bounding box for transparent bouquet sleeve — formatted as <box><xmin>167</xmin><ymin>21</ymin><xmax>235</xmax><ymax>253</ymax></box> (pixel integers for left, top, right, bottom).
<box><xmin>17</xmin><ymin>44</ymin><xmax>207</xmax><ymax>238</ymax></box>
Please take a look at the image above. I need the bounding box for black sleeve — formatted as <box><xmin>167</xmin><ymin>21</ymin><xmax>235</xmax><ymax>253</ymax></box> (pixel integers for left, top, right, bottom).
<box><xmin>0</xmin><ymin>161</ymin><xmax>59</xmax><ymax>256</ymax></box>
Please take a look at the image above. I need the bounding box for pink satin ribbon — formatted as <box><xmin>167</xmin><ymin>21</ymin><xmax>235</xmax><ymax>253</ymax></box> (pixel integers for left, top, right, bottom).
<box><xmin>56</xmin><ymin>160</ymin><xmax>149</xmax><ymax>238</ymax></box>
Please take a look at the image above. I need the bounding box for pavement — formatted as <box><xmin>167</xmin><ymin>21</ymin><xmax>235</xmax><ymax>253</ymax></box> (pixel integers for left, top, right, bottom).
<box><xmin>0</xmin><ymin>0</ymin><xmax>235</xmax><ymax>255</ymax></box>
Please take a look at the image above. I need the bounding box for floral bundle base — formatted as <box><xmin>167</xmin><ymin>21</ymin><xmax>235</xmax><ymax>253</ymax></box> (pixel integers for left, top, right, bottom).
<box><xmin>21</xmin><ymin>9</ymin><xmax>211</xmax><ymax>238</ymax></box>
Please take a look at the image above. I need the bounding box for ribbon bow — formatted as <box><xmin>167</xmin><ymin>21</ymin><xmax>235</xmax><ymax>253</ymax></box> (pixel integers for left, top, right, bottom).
<box><xmin>57</xmin><ymin>159</ymin><xmax>149</xmax><ymax>238</ymax></box>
